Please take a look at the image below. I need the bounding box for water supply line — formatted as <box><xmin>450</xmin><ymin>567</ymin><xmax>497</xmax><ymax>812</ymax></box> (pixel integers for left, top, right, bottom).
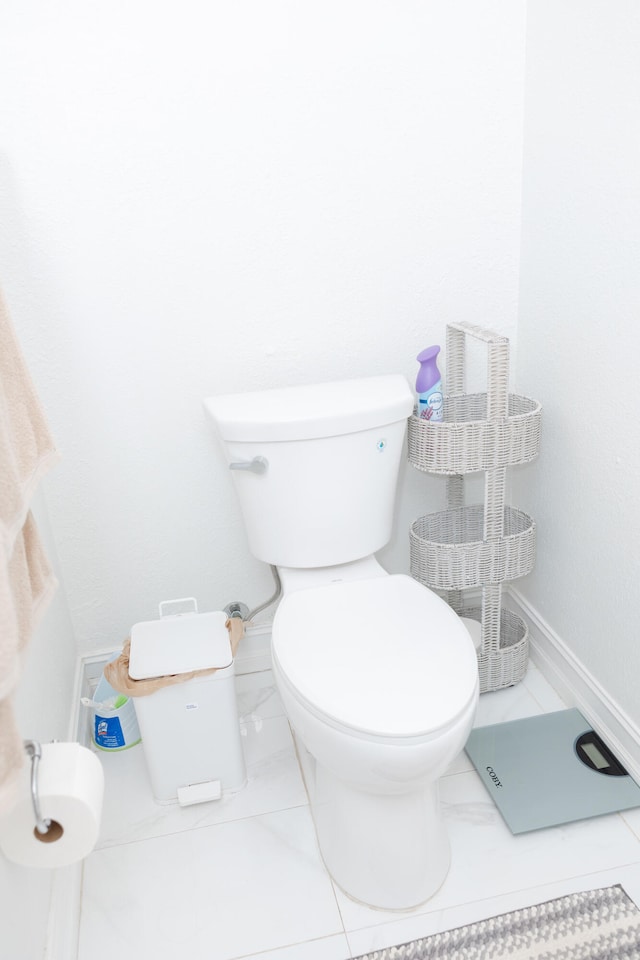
<box><xmin>225</xmin><ymin>564</ymin><xmax>282</xmax><ymax>624</ymax></box>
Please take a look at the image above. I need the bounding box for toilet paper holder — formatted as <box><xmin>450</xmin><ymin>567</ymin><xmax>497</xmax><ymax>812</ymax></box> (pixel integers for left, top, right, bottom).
<box><xmin>23</xmin><ymin>740</ymin><xmax>51</xmax><ymax>835</ymax></box>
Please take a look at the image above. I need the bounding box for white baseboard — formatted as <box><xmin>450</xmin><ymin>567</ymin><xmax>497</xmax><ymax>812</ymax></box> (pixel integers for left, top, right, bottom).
<box><xmin>508</xmin><ymin>586</ymin><xmax>640</xmax><ymax>783</ymax></box>
<box><xmin>44</xmin><ymin>863</ymin><xmax>82</xmax><ymax>960</ymax></box>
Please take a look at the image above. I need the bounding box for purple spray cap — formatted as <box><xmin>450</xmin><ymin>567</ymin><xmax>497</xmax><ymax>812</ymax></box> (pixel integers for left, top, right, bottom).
<box><xmin>416</xmin><ymin>345</ymin><xmax>441</xmax><ymax>393</ymax></box>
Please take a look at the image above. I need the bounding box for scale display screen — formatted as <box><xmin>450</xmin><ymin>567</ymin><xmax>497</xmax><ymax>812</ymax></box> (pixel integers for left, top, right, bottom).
<box><xmin>465</xmin><ymin>708</ymin><xmax>640</xmax><ymax>834</ymax></box>
<box><xmin>583</xmin><ymin>742</ymin><xmax>609</xmax><ymax>769</ymax></box>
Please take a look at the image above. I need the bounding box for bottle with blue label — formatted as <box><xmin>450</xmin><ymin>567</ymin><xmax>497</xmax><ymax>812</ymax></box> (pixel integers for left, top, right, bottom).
<box><xmin>85</xmin><ymin>666</ymin><xmax>141</xmax><ymax>751</ymax></box>
<box><xmin>416</xmin><ymin>345</ymin><xmax>443</xmax><ymax>422</ymax></box>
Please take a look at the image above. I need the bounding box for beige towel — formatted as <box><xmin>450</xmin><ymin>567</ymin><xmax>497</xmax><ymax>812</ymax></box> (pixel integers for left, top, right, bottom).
<box><xmin>0</xmin><ymin>289</ymin><xmax>60</xmax><ymax>554</ymax></box>
<box><xmin>0</xmin><ymin>698</ymin><xmax>24</xmax><ymax>814</ymax></box>
<box><xmin>0</xmin><ymin>289</ymin><xmax>59</xmax><ymax>815</ymax></box>
<box><xmin>0</xmin><ymin>513</ymin><xmax>58</xmax><ymax>700</ymax></box>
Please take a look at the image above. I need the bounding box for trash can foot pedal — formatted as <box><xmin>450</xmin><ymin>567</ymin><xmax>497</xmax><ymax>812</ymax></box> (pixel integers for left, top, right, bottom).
<box><xmin>177</xmin><ymin>780</ymin><xmax>222</xmax><ymax>806</ymax></box>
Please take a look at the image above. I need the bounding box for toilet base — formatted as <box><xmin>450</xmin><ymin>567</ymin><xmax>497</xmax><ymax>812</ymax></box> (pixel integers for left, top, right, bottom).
<box><xmin>295</xmin><ymin>734</ymin><xmax>452</xmax><ymax>911</ymax></box>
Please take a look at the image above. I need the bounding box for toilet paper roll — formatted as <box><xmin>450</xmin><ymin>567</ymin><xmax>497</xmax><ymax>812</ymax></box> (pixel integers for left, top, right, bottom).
<box><xmin>0</xmin><ymin>742</ymin><xmax>104</xmax><ymax>868</ymax></box>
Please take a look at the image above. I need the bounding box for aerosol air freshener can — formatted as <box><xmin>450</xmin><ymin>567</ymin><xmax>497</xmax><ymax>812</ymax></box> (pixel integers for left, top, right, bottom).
<box><xmin>416</xmin><ymin>345</ymin><xmax>443</xmax><ymax>421</ymax></box>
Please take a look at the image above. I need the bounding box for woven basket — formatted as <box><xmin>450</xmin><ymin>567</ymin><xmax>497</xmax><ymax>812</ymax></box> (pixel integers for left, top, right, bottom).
<box><xmin>455</xmin><ymin>604</ymin><xmax>529</xmax><ymax>693</ymax></box>
<box><xmin>407</xmin><ymin>321</ymin><xmax>541</xmax><ymax>692</ymax></box>
<box><xmin>407</xmin><ymin>393</ymin><xmax>541</xmax><ymax>475</ymax></box>
<box><xmin>410</xmin><ymin>505</ymin><xmax>536</xmax><ymax>591</ymax></box>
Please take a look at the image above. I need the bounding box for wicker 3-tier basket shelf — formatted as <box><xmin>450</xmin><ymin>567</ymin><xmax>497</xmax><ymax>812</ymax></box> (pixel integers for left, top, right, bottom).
<box><xmin>407</xmin><ymin>322</ymin><xmax>542</xmax><ymax>693</ymax></box>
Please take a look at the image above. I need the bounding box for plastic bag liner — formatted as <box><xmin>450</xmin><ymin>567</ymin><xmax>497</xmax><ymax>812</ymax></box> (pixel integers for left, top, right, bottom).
<box><xmin>104</xmin><ymin>617</ymin><xmax>244</xmax><ymax>697</ymax></box>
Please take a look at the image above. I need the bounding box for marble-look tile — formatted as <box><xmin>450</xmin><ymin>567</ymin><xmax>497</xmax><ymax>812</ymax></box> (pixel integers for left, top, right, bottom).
<box><xmin>236</xmin><ymin>669</ymin><xmax>285</xmax><ymax>722</ymax></box>
<box><xmin>618</xmin><ymin>807</ymin><xmax>640</xmax><ymax>843</ymax></box>
<box><xmin>445</xmin><ymin>671</ymin><xmax>546</xmax><ymax>776</ymax></box>
<box><xmin>334</xmin><ymin>769</ymin><xmax>640</xmax><ymax>932</ymax></box>
<box><xmin>346</xmin><ymin>860</ymin><xmax>640</xmax><ymax>957</ymax></box>
<box><xmin>80</xmin><ymin>664</ymin><xmax>640</xmax><ymax>960</ymax></box>
<box><xmin>521</xmin><ymin>662</ymin><xmax>568</xmax><ymax>713</ymax></box>
<box><xmin>97</xmin><ymin>714</ymin><xmax>307</xmax><ymax>848</ymax></box>
<box><xmin>474</xmin><ymin>674</ymin><xmax>546</xmax><ymax>728</ymax></box>
<box><xmin>246</xmin><ymin>934</ymin><xmax>351</xmax><ymax>960</ymax></box>
<box><xmin>79</xmin><ymin>807</ymin><xmax>344</xmax><ymax>960</ymax></box>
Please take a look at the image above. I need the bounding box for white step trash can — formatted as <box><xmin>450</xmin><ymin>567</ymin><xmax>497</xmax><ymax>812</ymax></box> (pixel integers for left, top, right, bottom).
<box><xmin>129</xmin><ymin>603</ymin><xmax>246</xmax><ymax>806</ymax></box>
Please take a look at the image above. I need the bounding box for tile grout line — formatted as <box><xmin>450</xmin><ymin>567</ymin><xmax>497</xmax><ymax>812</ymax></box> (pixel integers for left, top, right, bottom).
<box><xmin>224</xmin><ymin>931</ymin><xmax>351</xmax><ymax>960</ymax></box>
<box><xmin>340</xmin><ymin>860</ymin><xmax>640</xmax><ymax>946</ymax></box>
<box><xmin>287</xmin><ymin>716</ymin><xmax>353</xmax><ymax>949</ymax></box>
<box><xmin>94</xmin><ymin>799</ymin><xmax>313</xmax><ymax>852</ymax></box>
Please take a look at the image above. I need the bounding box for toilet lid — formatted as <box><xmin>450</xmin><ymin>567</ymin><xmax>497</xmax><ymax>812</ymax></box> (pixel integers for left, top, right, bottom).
<box><xmin>273</xmin><ymin>574</ymin><xmax>479</xmax><ymax>739</ymax></box>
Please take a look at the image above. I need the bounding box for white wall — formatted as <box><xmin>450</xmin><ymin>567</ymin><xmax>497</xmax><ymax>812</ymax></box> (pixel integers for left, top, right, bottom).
<box><xmin>515</xmin><ymin>2</ymin><xmax>640</xmax><ymax>722</ymax></box>
<box><xmin>0</xmin><ymin>1</ymin><xmax>526</xmax><ymax>652</ymax></box>
<box><xmin>0</xmin><ymin>491</ymin><xmax>77</xmax><ymax>960</ymax></box>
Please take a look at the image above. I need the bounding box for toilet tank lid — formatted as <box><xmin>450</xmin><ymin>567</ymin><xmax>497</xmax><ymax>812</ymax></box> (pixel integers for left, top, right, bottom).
<box><xmin>129</xmin><ymin>611</ymin><xmax>232</xmax><ymax>679</ymax></box>
<box><xmin>204</xmin><ymin>375</ymin><xmax>414</xmax><ymax>442</ymax></box>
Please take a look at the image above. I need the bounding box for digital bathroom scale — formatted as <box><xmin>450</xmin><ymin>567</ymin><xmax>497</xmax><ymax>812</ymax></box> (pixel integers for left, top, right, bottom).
<box><xmin>465</xmin><ymin>708</ymin><xmax>640</xmax><ymax>834</ymax></box>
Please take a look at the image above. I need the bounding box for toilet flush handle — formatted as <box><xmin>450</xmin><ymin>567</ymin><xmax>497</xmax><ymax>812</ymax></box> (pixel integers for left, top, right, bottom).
<box><xmin>228</xmin><ymin>456</ymin><xmax>268</xmax><ymax>475</ymax></box>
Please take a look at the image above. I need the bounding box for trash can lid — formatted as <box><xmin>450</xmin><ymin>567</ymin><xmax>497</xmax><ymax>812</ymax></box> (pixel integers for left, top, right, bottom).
<box><xmin>129</xmin><ymin>611</ymin><xmax>232</xmax><ymax>680</ymax></box>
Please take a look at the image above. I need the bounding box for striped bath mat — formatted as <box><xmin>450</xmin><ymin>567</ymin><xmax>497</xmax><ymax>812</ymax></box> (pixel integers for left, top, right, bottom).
<box><xmin>354</xmin><ymin>885</ymin><xmax>640</xmax><ymax>959</ymax></box>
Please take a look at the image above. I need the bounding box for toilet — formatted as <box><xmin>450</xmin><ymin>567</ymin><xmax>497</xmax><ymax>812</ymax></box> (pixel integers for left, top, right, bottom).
<box><xmin>205</xmin><ymin>374</ymin><xmax>479</xmax><ymax>910</ymax></box>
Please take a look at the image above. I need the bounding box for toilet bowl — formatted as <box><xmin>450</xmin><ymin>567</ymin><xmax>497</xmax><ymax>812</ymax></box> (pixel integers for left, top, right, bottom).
<box><xmin>204</xmin><ymin>374</ymin><xmax>480</xmax><ymax>910</ymax></box>
<box><xmin>272</xmin><ymin>566</ymin><xmax>479</xmax><ymax>909</ymax></box>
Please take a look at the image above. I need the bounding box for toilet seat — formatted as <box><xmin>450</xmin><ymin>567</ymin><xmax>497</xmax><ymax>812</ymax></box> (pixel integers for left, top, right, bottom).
<box><xmin>272</xmin><ymin>574</ymin><xmax>478</xmax><ymax>740</ymax></box>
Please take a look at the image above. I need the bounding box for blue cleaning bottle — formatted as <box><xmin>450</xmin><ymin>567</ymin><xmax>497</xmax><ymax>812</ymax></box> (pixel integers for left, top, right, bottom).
<box><xmin>416</xmin><ymin>346</ymin><xmax>443</xmax><ymax>421</ymax></box>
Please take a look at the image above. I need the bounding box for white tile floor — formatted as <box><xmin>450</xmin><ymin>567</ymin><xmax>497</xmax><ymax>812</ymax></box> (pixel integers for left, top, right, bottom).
<box><xmin>77</xmin><ymin>664</ymin><xmax>640</xmax><ymax>960</ymax></box>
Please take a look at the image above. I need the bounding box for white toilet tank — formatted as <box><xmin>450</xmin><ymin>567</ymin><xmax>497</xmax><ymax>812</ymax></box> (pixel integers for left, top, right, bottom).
<box><xmin>205</xmin><ymin>375</ymin><xmax>414</xmax><ymax>568</ymax></box>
